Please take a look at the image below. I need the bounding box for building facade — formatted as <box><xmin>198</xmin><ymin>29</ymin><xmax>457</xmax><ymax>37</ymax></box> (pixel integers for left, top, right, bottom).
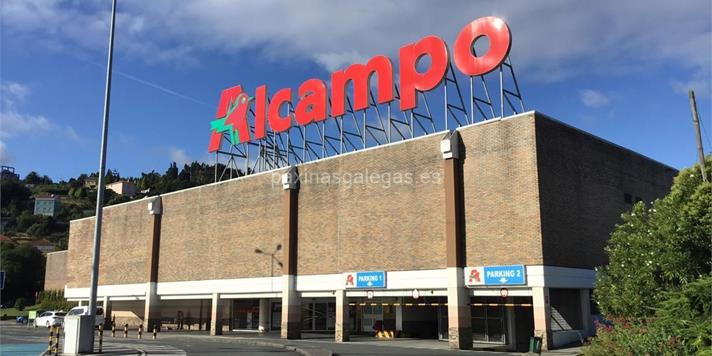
<box><xmin>34</xmin><ymin>195</ymin><xmax>60</xmax><ymax>217</ymax></box>
<box><xmin>107</xmin><ymin>181</ymin><xmax>137</xmax><ymax>197</ymax></box>
<box><xmin>45</xmin><ymin>112</ymin><xmax>675</xmax><ymax>351</ymax></box>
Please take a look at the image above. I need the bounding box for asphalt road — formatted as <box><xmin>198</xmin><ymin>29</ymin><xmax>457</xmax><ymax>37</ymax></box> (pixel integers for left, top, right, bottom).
<box><xmin>0</xmin><ymin>321</ymin><xmax>300</xmax><ymax>355</ymax></box>
<box><xmin>0</xmin><ymin>321</ymin><xmax>518</xmax><ymax>355</ymax></box>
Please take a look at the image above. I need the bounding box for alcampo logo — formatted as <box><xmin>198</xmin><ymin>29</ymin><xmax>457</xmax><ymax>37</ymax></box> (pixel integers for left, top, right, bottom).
<box><xmin>208</xmin><ymin>16</ymin><xmax>512</xmax><ymax>152</ymax></box>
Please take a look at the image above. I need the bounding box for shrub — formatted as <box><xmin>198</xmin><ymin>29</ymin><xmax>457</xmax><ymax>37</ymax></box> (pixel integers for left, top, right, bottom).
<box><xmin>14</xmin><ymin>297</ymin><xmax>28</xmax><ymax>311</ymax></box>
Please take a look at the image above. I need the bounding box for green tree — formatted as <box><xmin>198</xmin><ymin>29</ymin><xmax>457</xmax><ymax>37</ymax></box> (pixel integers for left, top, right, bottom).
<box><xmin>23</xmin><ymin>171</ymin><xmax>41</xmax><ymax>184</ymax></box>
<box><xmin>588</xmin><ymin>157</ymin><xmax>712</xmax><ymax>355</ymax></box>
<box><xmin>0</xmin><ymin>242</ymin><xmax>45</xmax><ymax>305</ymax></box>
<box><xmin>594</xmin><ymin>156</ymin><xmax>711</xmax><ymax>318</ymax></box>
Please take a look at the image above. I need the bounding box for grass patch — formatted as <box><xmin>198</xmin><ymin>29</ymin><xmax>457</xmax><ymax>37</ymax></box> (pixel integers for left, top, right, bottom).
<box><xmin>0</xmin><ymin>304</ymin><xmax>43</xmax><ymax>318</ymax></box>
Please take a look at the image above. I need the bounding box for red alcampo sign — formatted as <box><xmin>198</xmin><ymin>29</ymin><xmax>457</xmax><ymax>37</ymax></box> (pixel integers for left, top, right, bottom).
<box><xmin>209</xmin><ymin>16</ymin><xmax>511</xmax><ymax>152</ymax></box>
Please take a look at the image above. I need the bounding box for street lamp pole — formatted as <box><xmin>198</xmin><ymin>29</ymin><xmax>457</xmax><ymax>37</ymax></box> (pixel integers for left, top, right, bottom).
<box><xmin>88</xmin><ymin>0</ymin><xmax>117</xmax><ymax>327</ymax></box>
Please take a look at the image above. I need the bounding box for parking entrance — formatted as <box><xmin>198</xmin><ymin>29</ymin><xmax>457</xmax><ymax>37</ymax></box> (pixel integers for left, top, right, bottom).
<box><xmin>347</xmin><ymin>296</ymin><xmax>446</xmax><ymax>339</ymax></box>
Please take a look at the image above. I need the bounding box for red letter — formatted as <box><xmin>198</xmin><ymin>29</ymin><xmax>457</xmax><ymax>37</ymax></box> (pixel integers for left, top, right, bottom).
<box><xmin>453</xmin><ymin>17</ymin><xmax>511</xmax><ymax>76</ymax></box>
<box><xmin>399</xmin><ymin>36</ymin><xmax>448</xmax><ymax>111</ymax></box>
<box><xmin>268</xmin><ymin>88</ymin><xmax>292</xmax><ymax>133</ymax></box>
<box><xmin>295</xmin><ymin>79</ymin><xmax>327</xmax><ymax>125</ymax></box>
<box><xmin>209</xmin><ymin>85</ymin><xmax>245</xmax><ymax>152</ymax></box>
<box><xmin>331</xmin><ymin>55</ymin><xmax>393</xmax><ymax>117</ymax></box>
<box><xmin>254</xmin><ymin>85</ymin><xmax>268</xmax><ymax>139</ymax></box>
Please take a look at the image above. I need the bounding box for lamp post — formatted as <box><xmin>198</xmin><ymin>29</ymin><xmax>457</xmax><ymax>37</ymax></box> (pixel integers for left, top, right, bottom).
<box><xmin>254</xmin><ymin>245</ymin><xmax>283</xmax><ymax>288</ymax></box>
<box><xmin>88</xmin><ymin>0</ymin><xmax>117</xmax><ymax>332</ymax></box>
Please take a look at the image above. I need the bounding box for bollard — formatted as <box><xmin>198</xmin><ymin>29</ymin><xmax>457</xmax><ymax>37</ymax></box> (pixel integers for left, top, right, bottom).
<box><xmin>112</xmin><ymin>323</ymin><xmax>116</xmax><ymax>337</ymax></box>
<box><xmin>124</xmin><ymin>324</ymin><xmax>128</xmax><ymax>338</ymax></box>
<box><xmin>54</xmin><ymin>327</ymin><xmax>60</xmax><ymax>356</ymax></box>
<box><xmin>98</xmin><ymin>324</ymin><xmax>104</xmax><ymax>353</ymax></box>
<box><xmin>152</xmin><ymin>327</ymin><xmax>157</xmax><ymax>340</ymax></box>
<box><xmin>48</xmin><ymin>326</ymin><xmax>54</xmax><ymax>353</ymax></box>
<box><xmin>138</xmin><ymin>324</ymin><xmax>143</xmax><ymax>339</ymax></box>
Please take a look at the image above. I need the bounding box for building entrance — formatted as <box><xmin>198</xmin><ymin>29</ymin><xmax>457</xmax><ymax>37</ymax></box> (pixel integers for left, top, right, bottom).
<box><xmin>472</xmin><ymin>297</ymin><xmax>507</xmax><ymax>344</ymax></box>
<box><xmin>302</xmin><ymin>300</ymin><xmax>335</xmax><ymax>331</ymax></box>
<box><xmin>231</xmin><ymin>299</ymin><xmax>259</xmax><ymax>330</ymax></box>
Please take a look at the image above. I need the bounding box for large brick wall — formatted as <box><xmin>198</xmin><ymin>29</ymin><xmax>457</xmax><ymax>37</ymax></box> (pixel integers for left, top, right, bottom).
<box><xmin>534</xmin><ymin>114</ymin><xmax>676</xmax><ymax>268</ymax></box>
<box><xmin>66</xmin><ymin>200</ymin><xmax>154</xmax><ymax>288</ymax></box>
<box><xmin>157</xmin><ymin>172</ymin><xmax>284</xmax><ymax>282</ymax></box>
<box><xmin>297</xmin><ymin>133</ymin><xmax>447</xmax><ymax>275</ymax></box>
<box><xmin>62</xmin><ymin>111</ymin><xmax>677</xmax><ymax>290</ymax></box>
<box><xmin>460</xmin><ymin>113</ymin><xmax>545</xmax><ymax>266</ymax></box>
<box><xmin>44</xmin><ymin>250</ymin><xmax>68</xmax><ymax>290</ymax></box>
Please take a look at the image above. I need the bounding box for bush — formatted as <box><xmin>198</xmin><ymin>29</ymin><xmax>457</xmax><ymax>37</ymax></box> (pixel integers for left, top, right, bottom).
<box><xmin>38</xmin><ymin>290</ymin><xmax>75</xmax><ymax>311</ymax></box>
<box><xmin>586</xmin><ymin>276</ymin><xmax>711</xmax><ymax>355</ymax></box>
<box><xmin>14</xmin><ymin>298</ymin><xmax>28</xmax><ymax>311</ymax></box>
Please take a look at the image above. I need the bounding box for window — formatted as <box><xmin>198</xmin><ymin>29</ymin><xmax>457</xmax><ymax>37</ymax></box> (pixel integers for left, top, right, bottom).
<box><xmin>623</xmin><ymin>193</ymin><xmax>632</xmax><ymax>204</ymax></box>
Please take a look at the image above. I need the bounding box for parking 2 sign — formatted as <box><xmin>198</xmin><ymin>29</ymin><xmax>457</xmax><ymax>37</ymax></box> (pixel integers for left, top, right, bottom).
<box><xmin>465</xmin><ymin>265</ymin><xmax>526</xmax><ymax>287</ymax></box>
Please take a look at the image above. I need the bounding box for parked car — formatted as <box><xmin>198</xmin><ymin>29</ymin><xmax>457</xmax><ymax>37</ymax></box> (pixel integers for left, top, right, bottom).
<box><xmin>66</xmin><ymin>306</ymin><xmax>105</xmax><ymax>326</ymax></box>
<box><xmin>15</xmin><ymin>315</ymin><xmax>27</xmax><ymax>324</ymax></box>
<box><xmin>34</xmin><ymin>311</ymin><xmax>66</xmax><ymax>327</ymax></box>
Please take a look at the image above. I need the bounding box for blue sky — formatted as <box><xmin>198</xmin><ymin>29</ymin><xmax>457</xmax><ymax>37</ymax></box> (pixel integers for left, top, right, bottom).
<box><xmin>1</xmin><ymin>0</ymin><xmax>710</xmax><ymax>181</ymax></box>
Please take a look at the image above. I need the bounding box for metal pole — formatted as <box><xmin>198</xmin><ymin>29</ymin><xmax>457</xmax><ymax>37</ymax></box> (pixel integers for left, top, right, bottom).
<box><xmin>88</xmin><ymin>0</ymin><xmax>117</xmax><ymax>330</ymax></box>
<box><xmin>689</xmin><ymin>90</ymin><xmax>708</xmax><ymax>182</ymax></box>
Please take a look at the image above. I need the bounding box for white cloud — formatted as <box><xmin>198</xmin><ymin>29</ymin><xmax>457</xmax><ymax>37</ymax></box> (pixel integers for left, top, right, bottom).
<box><xmin>1</xmin><ymin>81</ymin><xmax>31</xmax><ymax>110</ymax></box>
<box><xmin>0</xmin><ymin>140</ymin><xmax>12</xmax><ymax>165</ymax></box>
<box><xmin>1</xmin><ymin>0</ymin><xmax>710</xmax><ymax>89</ymax></box>
<box><xmin>580</xmin><ymin>90</ymin><xmax>610</xmax><ymax>108</ymax></box>
<box><xmin>0</xmin><ymin>81</ymin><xmax>81</xmax><ymax>147</ymax></box>
<box><xmin>167</xmin><ymin>146</ymin><xmax>191</xmax><ymax>166</ymax></box>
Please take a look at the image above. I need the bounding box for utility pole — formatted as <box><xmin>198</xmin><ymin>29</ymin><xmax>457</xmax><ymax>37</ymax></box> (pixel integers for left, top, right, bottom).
<box><xmin>89</xmin><ymin>0</ymin><xmax>117</xmax><ymax>332</ymax></box>
<box><xmin>688</xmin><ymin>90</ymin><xmax>708</xmax><ymax>182</ymax></box>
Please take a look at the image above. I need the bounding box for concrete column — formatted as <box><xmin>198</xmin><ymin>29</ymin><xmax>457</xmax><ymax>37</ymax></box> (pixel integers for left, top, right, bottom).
<box><xmin>335</xmin><ymin>289</ymin><xmax>349</xmax><ymax>342</ymax></box>
<box><xmin>101</xmin><ymin>295</ymin><xmax>112</xmax><ymax>326</ymax></box>
<box><xmin>506</xmin><ymin>297</ymin><xmax>517</xmax><ymax>351</ymax></box>
<box><xmin>210</xmin><ymin>293</ymin><xmax>224</xmax><ymax>335</ymax></box>
<box><xmin>442</xmin><ymin>131</ymin><xmax>472</xmax><ymax>350</ymax></box>
<box><xmin>395</xmin><ymin>302</ymin><xmax>403</xmax><ymax>332</ymax></box>
<box><xmin>144</xmin><ymin>282</ymin><xmax>160</xmax><ymax>332</ymax></box>
<box><xmin>580</xmin><ymin>289</ymin><xmax>593</xmax><ymax>337</ymax></box>
<box><xmin>258</xmin><ymin>299</ymin><xmax>270</xmax><ymax>333</ymax></box>
<box><xmin>144</xmin><ymin>197</ymin><xmax>162</xmax><ymax>331</ymax></box>
<box><xmin>281</xmin><ymin>167</ymin><xmax>301</xmax><ymax>339</ymax></box>
<box><xmin>532</xmin><ymin>287</ymin><xmax>552</xmax><ymax>350</ymax></box>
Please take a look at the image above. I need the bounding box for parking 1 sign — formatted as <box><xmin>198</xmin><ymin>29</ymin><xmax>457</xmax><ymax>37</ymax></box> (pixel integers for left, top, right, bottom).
<box><xmin>356</xmin><ymin>271</ymin><xmax>386</xmax><ymax>288</ymax></box>
<box><xmin>483</xmin><ymin>265</ymin><xmax>526</xmax><ymax>285</ymax></box>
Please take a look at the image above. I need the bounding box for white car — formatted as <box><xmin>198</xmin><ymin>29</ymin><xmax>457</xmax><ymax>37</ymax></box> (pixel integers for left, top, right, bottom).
<box><xmin>35</xmin><ymin>311</ymin><xmax>66</xmax><ymax>327</ymax></box>
<box><xmin>67</xmin><ymin>306</ymin><xmax>105</xmax><ymax>326</ymax></box>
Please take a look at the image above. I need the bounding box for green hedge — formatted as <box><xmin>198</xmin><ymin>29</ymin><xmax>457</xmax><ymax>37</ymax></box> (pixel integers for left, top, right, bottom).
<box><xmin>37</xmin><ymin>290</ymin><xmax>76</xmax><ymax>311</ymax></box>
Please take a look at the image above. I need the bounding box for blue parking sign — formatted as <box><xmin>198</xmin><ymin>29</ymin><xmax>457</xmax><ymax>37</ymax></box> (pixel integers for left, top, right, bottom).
<box><xmin>483</xmin><ymin>265</ymin><xmax>526</xmax><ymax>285</ymax></box>
<box><xmin>355</xmin><ymin>271</ymin><xmax>386</xmax><ymax>288</ymax></box>
<box><xmin>0</xmin><ymin>271</ymin><xmax>5</xmax><ymax>290</ymax></box>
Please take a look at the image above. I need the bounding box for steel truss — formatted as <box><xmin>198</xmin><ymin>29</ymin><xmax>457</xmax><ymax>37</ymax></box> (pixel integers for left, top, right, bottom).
<box><xmin>214</xmin><ymin>57</ymin><xmax>525</xmax><ymax>182</ymax></box>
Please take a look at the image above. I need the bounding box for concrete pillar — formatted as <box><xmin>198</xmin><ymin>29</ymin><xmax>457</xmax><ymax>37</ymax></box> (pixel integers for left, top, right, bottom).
<box><xmin>258</xmin><ymin>299</ymin><xmax>270</xmax><ymax>333</ymax></box>
<box><xmin>335</xmin><ymin>289</ymin><xmax>349</xmax><ymax>342</ymax></box>
<box><xmin>506</xmin><ymin>297</ymin><xmax>517</xmax><ymax>351</ymax></box>
<box><xmin>144</xmin><ymin>197</ymin><xmax>162</xmax><ymax>331</ymax></box>
<box><xmin>533</xmin><ymin>287</ymin><xmax>552</xmax><ymax>350</ymax></box>
<box><xmin>101</xmin><ymin>295</ymin><xmax>112</xmax><ymax>326</ymax></box>
<box><xmin>144</xmin><ymin>282</ymin><xmax>160</xmax><ymax>332</ymax></box>
<box><xmin>442</xmin><ymin>131</ymin><xmax>472</xmax><ymax>350</ymax></box>
<box><xmin>395</xmin><ymin>302</ymin><xmax>403</xmax><ymax>332</ymax></box>
<box><xmin>580</xmin><ymin>289</ymin><xmax>593</xmax><ymax>337</ymax></box>
<box><xmin>281</xmin><ymin>167</ymin><xmax>301</xmax><ymax>339</ymax></box>
<box><xmin>210</xmin><ymin>293</ymin><xmax>224</xmax><ymax>335</ymax></box>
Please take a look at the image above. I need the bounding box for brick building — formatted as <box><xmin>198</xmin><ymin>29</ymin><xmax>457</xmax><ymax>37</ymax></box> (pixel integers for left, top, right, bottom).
<box><xmin>45</xmin><ymin>112</ymin><xmax>675</xmax><ymax>351</ymax></box>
